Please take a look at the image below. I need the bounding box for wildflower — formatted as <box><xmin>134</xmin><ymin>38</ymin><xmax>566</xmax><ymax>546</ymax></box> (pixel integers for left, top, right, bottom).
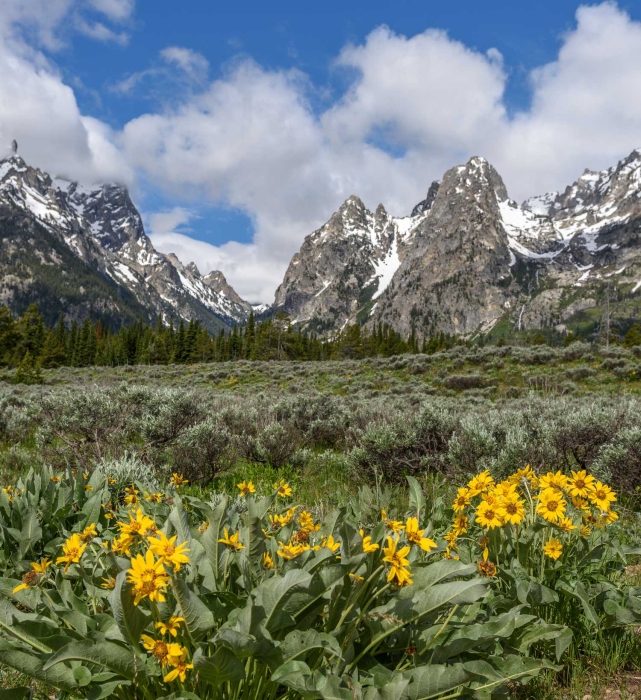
<box><xmin>557</xmin><ymin>517</ymin><xmax>577</xmax><ymax>534</ymax></box>
<box><xmin>405</xmin><ymin>517</ymin><xmax>437</xmax><ymax>552</ymax></box>
<box><xmin>198</xmin><ymin>520</ymin><xmax>209</xmax><ymax>533</ymax></box>
<box><xmin>56</xmin><ymin>534</ymin><xmax>87</xmax><ymax>573</ymax></box>
<box><xmin>571</xmin><ymin>495</ymin><xmax>591</xmax><ymax>514</ymax></box>
<box><xmin>494</xmin><ymin>481</ymin><xmax>517</xmax><ymax>498</ymax></box>
<box><xmin>101</xmin><ymin>575</ymin><xmax>116</xmax><ymax>589</ymax></box>
<box><xmin>580</xmin><ymin>524</ymin><xmax>592</xmax><ymax>538</ymax></box>
<box><xmin>124</xmin><ymin>483</ymin><xmax>139</xmax><ymax>496</ymax></box>
<box><xmin>477</xmin><ymin>549</ymin><xmax>497</xmax><ymax>578</ymax></box>
<box><xmin>13</xmin><ymin>558</ymin><xmax>51</xmax><ymax>593</ymax></box>
<box><xmin>124</xmin><ymin>492</ymin><xmax>139</xmax><ymax>506</ymax></box>
<box><xmin>111</xmin><ymin>533</ymin><xmax>134</xmax><ymax>556</ymax></box>
<box><xmin>539</xmin><ymin>471</ymin><xmax>569</xmax><ymax>492</ymax></box>
<box><xmin>382</xmin><ymin>537</ymin><xmax>412</xmax><ymax>587</ymax></box>
<box><xmin>497</xmin><ymin>492</ymin><xmax>526</xmax><ymax>526</ymax></box>
<box><xmin>277</xmin><ymin>541</ymin><xmax>309</xmax><ymax>560</ymax></box>
<box><xmin>467</xmin><ymin>470</ymin><xmax>494</xmax><ymax>497</ymax></box>
<box><xmin>141</xmin><ymin>635</ymin><xmax>182</xmax><ymax>668</ymax></box>
<box><xmin>508</xmin><ymin>465</ymin><xmax>537</xmax><ymax>488</ymax></box>
<box><xmin>543</xmin><ymin>537</ymin><xmax>563</xmax><ymax>561</ymax></box>
<box><xmin>148</xmin><ymin>531</ymin><xmax>190</xmax><ymax>571</ymax></box>
<box><xmin>359</xmin><ymin>529</ymin><xmax>379</xmax><ymax>553</ymax></box>
<box><xmin>145</xmin><ymin>492</ymin><xmax>164</xmax><ymax>503</ymax></box>
<box><xmin>155</xmin><ymin>616</ymin><xmax>185</xmax><ymax>638</ymax></box>
<box><xmin>50</xmin><ymin>475</ymin><xmax>61</xmax><ymax>483</ymax></box>
<box><xmin>218</xmin><ymin>528</ymin><xmax>244</xmax><ymax>551</ymax></box>
<box><xmin>536</xmin><ymin>488</ymin><xmax>567</xmax><ymax>523</ymax></box>
<box><xmin>237</xmin><ymin>480</ymin><xmax>256</xmax><ymax>496</ymax></box>
<box><xmin>127</xmin><ymin>550</ymin><xmax>170</xmax><ymax>605</ymax></box>
<box><xmin>79</xmin><ymin>523</ymin><xmax>97</xmax><ymax>542</ymax></box>
<box><xmin>273</xmin><ymin>479</ymin><xmax>292</xmax><ymax>497</ymax></box>
<box><xmin>588</xmin><ymin>481</ymin><xmax>616</xmax><ymax>512</ymax></box>
<box><xmin>298</xmin><ymin>511</ymin><xmax>319</xmax><ymax>533</ymax></box>
<box><xmin>384</xmin><ymin>517</ymin><xmax>405</xmax><ymax>534</ymax></box>
<box><xmin>444</xmin><ymin>547</ymin><xmax>459</xmax><ymax>560</ymax></box>
<box><xmin>452</xmin><ymin>514</ymin><xmax>469</xmax><ymax>535</ymax></box>
<box><xmin>163</xmin><ymin>647</ymin><xmax>193</xmax><ymax>683</ymax></box>
<box><xmin>452</xmin><ymin>487</ymin><xmax>471</xmax><ymax>512</ymax></box>
<box><xmin>321</xmin><ymin>535</ymin><xmax>340</xmax><ymax>553</ymax></box>
<box><xmin>481</xmin><ymin>491</ymin><xmax>499</xmax><ymax>507</ymax></box>
<box><xmin>349</xmin><ymin>573</ymin><xmax>364</xmax><ymax>583</ymax></box>
<box><xmin>170</xmin><ymin>473</ymin><xmax>189</xmax><ymax>487</ymax></box>
<box><xmin>568</xmin><ymin>470</ymin><xmax>595</xmax><ymax>498</ymax></box>
<box><xmin>598</xmin><ymin>509</ymin><xmax>618</xmax><ymax>526</ymax></box>
<box><xmin>107</xmin><ymin>477</ymin><xmax>117</xmax><ymax>485</ymax></box>
<box><xmin>84</xmin><ymin>484</ymin><xmax>94</xmax><ymax>491</ymax></box>
<box><xmin>263</xmin><ymin>552</ymin><xmax>274</xmax><ymax>569</ymax></box>
<box><xmin>475</xmin><ymin>501</ymin><xmax>502</xmax><ymax>529</ymax></box>
<box><xmin>117</xmin><ymin>509</ymin><xmax>156</xmax><ymax>539</ymax></box>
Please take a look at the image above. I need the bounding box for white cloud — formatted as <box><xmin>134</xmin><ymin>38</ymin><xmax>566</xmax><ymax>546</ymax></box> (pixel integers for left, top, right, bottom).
<box><xmin>4</xmin><ymin>0</ymin><xmax>641</xmax><ymax>304</ymax></box>
<box><xmin>74</xmin><ymin>17</ymin><xmax>129</xmax><ymax>45</ymax></box>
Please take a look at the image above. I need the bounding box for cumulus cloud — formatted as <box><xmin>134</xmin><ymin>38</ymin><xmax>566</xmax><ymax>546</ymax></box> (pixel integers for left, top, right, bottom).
<box><xmin>160</xmin><ymin>47</ymin><xmax>209</xmax><ymax>82</ymax></box>
<box><xmin>130</xmin><ymin>2</ymin><xmax>641</xmax><ymax>302</ymax></box>
<box><xmin>0</xmin><ymin>0</ymin><xmax>133</xmax><ymax>183</ymax></box>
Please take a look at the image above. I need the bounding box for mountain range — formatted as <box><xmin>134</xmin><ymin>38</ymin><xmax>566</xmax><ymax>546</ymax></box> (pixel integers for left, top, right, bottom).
<box><xmin>1</xmin><ymin>149</ymin><xmax>640</xmax><ymax>339</ymax></box>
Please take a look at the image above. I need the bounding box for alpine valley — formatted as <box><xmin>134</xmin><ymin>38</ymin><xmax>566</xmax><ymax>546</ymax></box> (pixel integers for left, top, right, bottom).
<box><xmin>2</xmin><ymin>149</ymin><xmax>641</xmax><ymax>340</ymax></box>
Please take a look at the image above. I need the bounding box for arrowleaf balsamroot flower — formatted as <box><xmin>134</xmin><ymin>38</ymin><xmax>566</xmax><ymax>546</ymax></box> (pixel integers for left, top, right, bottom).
<box><xmin>477</xmin><ymin>548</ymin><xmax>497</xmax><ymax>578</ymax></box>
<box><xmin>141</xmin><ymin>635</ymin><xmax>182</xmax><ymax>667</ymax></box>
<box><xmin>467</xmin><ymin>470</ymin><xmax>494</xmax><ymax>497</ymax></box>
<box><xmin>163</xmin><ymin>646</ymin><xmax>193</xmax><ymax>683</ymax></box>
<box><xmin>148</xmin><ymin>531</ymin><xmax>190</xmax><ymax>571</ymax></box>
<box><xmin>13</xmin><ymin>558</ymin><xmax>51</xmax><ymax>593</ymax></box>
<box><xmin>273</xmin><ymin>479</ymin><xmax>292</xmax><ymax>497</ymax></box>
<box><xmin>170</xmin><ymin>473</ymin><xmax>189</xmax><ymax>487</ymax></box>
<box><xmin>475</xmin><ymin>501</ymin><xmax>502</xmax><ymax>529</ymax></box>
<box><xmin>452</xmin><ymin>514</ymin><xmax>469</xmax><ymax>535</ymax></box>
<box><xmin>79</xmin><ymin>523</ymin><xmax>97</xmax><ymax>542</ymax></box>
<box><xmin>558</xmin><ymin>517</ymin><xmax>578</xmax><ymax>533</ymax></box>
<box><xmin>359</xmin><ymin>529</ymin><xmax>379</xmax><ymax>553</ymax></box>
<box><xmin>263</xmin><ymin>552</ymin><xmax>274</xmax><ymax>569</ymax></box>
<box><xmin>117</xmin><ymin>509</ymin><xmax>156</xmax><ymax>539</ymax></box>
<box><xmin>588</xmin><ymin>481</ymin><xmax>616</xmax><ymax>511</ymax></box>
<box><xmin>536</xmin><ymin>488</ymin><xmax>567</xmax><ymax>523</ymax></box>
<box><xmin>568</xmin><ymin>470</ymin><xmax>595</xmax><ymax>498</ymax></box>
<box><xmin>56</xmin><ymin>534</ymin><xmax>87</xmax><ymax>573</ymax></box>
<box><xmin>539</xmin><ymin>471</ymin><xmax>569</xmax><ymax>492</ymax></box>
<box><xmin>543</xmin><ymin>537</ymin><xmax>563</xmax><ymax>560</ymax></box>
<box><xmin>382</xmin><ymin>536</ymin><xmax>412</xmax><ymax>587</ymax></box>
<box><xmin>497</xmin><ymin>492</ymin><xmax>526</xmax><ymax>525</ymax></box>
<box><xmin>321</xmin><ymin>535</ymin><xmax>340</xmax><ymax>553</ymax></box>
<box><xmin>237</xmin><ymin>480</ymin><xmax>256</xmax><ymax>496</ymax></box>
<box><xmin>452</xmin><ymin>487</ymin><xmax>471</xmax><ymax>512</ymax></box>
<box><xmin>405</xmin><ymin>517</ymin><xmax>437</xmax><ymax>552</ymax></box>
<box><xmin>155</xmin><ymin>616</ymin><xmax>185</xmax><ymax>638</ymax></box>
<box><xmin>127</xmin><ymin>550</ymin><xmax>170</xmax><ymax>605</ymax></box>
<box><xmin>218</xmin><ymin>528</ymin><xmax>244</xmax><ymax>550</ymax></box>
<box><xmin>276</xmin><ymin>541</ymin><xmax>309</xmax><ymax>560</ymax></box>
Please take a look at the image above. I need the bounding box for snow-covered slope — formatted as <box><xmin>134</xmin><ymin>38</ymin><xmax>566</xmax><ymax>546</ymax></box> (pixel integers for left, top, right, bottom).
<box><xmin>0</xmin><ymin>155</ymin><xmax>250</xmax><ymax>330</ymax></box>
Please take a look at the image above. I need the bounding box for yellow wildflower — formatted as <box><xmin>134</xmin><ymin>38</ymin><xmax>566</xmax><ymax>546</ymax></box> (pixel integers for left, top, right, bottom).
<box><xmin>141</xmin><ymin>635</ymin><xmax>182</xmax><ymax>668</ymax></box>
<box><xmin>467</xmin><ymin>470</ymin><xmax>494</xmax><ymax>497</ymax></box>
<box><xmin>155</xmin><ymin>616</ymin><xmax>185</xmax><ymax>638</ymax></box>
<box><xmin>405</xmin><ymin>517</ymin><xmax>437</xmax><ymax>552</ymax></box>
<box><xmin>557</xmin><ymin>517</ymin><xmax>577</xmax><ymax>533</ymax></box>
<box><xmin>12</xmin><ymin>558</ymin><xmax>51</xmax><ymax>593</ymax></box>
<box><xmin>276</xmin><ymin>541</ymin><xmax>309</xmax><ymax>560</ymax></box>
<box><xmin>588</xmin><ymin>481</ymin><xmax>616</xmax><ymax>512</ymax></box>
<box><xmin>127</xmin><ymin>550</ymin><xmax>170</xmax><ymax>606</ymax></box>
<box><xmin>475</xmin><ymin>500</ymin><xmax>502</xmax><ymax>529</ymax></box>
<box><xmin>163</xmin><ymin>646</ymin><xmax>193</xmax><ymax>683</ymax></box>
<box><xmin>79</xmin><ymin>523</ymin><xmax>97</xmax><ymax>542</ymax></box>
<box><xmin>382</xmin><ymin>536</ymin><xmax>412</xmax><ymax>587</ymax></box>
<box><xmin>263</xmin><ymin>552</ymin><xmax>275</xmax><ymax>569</ymax></box>
<box><xmin>273</xmin><ymin>479</ymin><xmax>292</xmax><ymax>497</ymax></box>
<box><xmin>452</xmin><ymin>514</ymin><xmax>469</xmax><ymax>534</ymax></box>
<box><xmin>568</xmin><ymin>470</ymin><xmax>595</xmax><ymax>498</ymax></box>
<box><xmin>145</xmin><ymin>492</ymin><xmax>164</xmax><ymax>503</ymax></box>
<box><xmin>147</xmin><ymin>531</ymin><xmax>190</xmax><ymax>571</ymax></box>
<box><xmin>56</xmin><ymin>534</ymin><xmax>87</xmax><ymax>573</ymax></box>
<box><xmin>452</xmin><ymin>487</ymin><xmax>471</xmax><ymax>512</ymax></box>
<box><xmin>543</xmin><ymin>537</ymin><xmax>563</xmax><ymax>561</ymax></box>
<box><xmin>359</xmin><ymin>529</ymin><xmax>379</xmax><ymax>553</ymax></box>
<box><xmin>477</xmin><ymin>548</ymin><xmax>497</xmax><ymax>577</ymax></box>
<box><xmin>237</xmin><ymin>481</ymin><xmax>256</xmax><ymax>496</ymax></box>
<box><xmin>218</xmin><ymin>528</ymin><xmax>244</xmax><ymax>551</ymax></box>
<box><xmin>101</xmin><ymin>575</ymin><xmax>116</xmax><ymax>589</ymax></box>
<box><xmin>497</xmin><ymin>492</ymin><xmax>526</xmax><ymax>525</ymax></box>
<box><xmin>321</xmin><ymin>535</ymin><xmax>340</xmax><ymax>553</ymax></box>
<box><xmin>170</xmin><ymin>473</ymin><xmax>189</xmax><ymax>487</ymax></box>
<box><xmin>117</xmin><ymin>508</ymin><xmax>156</xmax><ymax>539</ymax></box>
<box><xmin>539</xmin><ymin>471</ymin><xmax>569</xmax><ymax>492</ymax></box>
<box><xmin>536</xmin><ymin>488</ymin><xmax>567</xmax><ymax>523</ymax></box>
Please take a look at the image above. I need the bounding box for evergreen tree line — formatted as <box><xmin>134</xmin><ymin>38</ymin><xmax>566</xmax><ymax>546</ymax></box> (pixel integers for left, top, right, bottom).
<box><xmin>0</xmin><ymin>304</ymin><xmax>462</xmax><ymax>369</ymax></box>
<box><xmin>1</xmin><ymin>303</ymin><xmax>640</xmax><ymax>372</ymax></box>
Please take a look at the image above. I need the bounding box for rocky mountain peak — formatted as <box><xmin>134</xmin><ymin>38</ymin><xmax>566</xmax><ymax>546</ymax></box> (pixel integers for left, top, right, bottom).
<box><xmin>411</xmin><ymin>180</ymin><xmax>440</xmax><ymax>217</ymax></box>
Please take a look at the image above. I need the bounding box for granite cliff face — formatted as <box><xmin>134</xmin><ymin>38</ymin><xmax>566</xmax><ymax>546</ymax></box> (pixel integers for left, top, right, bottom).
<box><xmin>0</xmin><ymin>155</ymin><xmax>250</xmax><ymax>329</ymax></box>
<box><xmin>273</xmin><ymin>150</ymin><xmax>641</xmax><ymax>339</ymax></box>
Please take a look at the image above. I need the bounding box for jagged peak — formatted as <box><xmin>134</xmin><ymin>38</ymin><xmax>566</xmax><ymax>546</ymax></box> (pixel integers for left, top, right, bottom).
<box><xmin>339</xmin><ymin>194</ymin><xmax>366</xmax><ymax>214</ymax></box>
<box><xmin>186</xmin><ymin>262</ymin><xmax>201</xmax><ymax>277</ymax></box>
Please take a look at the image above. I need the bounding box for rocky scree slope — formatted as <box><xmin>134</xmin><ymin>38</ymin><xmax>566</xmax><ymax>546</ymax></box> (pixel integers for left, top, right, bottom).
<box><xmin>274</xmin><ymin>150</ymin><xmax>641</xmax><ymax>338</ymax></box>
<box><xmin>0</xmin><ymin>156</ymin><xmax>250</xmax><ymax>330</ymax></box>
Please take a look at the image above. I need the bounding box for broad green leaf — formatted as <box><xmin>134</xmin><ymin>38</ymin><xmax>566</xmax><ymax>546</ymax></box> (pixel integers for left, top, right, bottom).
<box><xmin>555</xmin><ymin>627</ymin><xmax>573</xmax><ymax>661</ymax></box>
<box><xmin>200</xmin><ymin>496</ymin><xmax>228</xmax><ymax>577</ymax></box>
<box><xmin>464</xmin><ymin>655</ymin><xmax>560</xmax><ymax>698</ymax></box>
<box><xmin>401</xmin><ymin>663</ymin><xmax>471</xmax><ymax>700</ymax></box>
<box><xmin>85</xmin><ymin>680</ymin><xmax>131</xmax><ymax>700</ymax></box>
<box><xmin>108</xmin><ymin>571</ymin><xmax>150</xmax><ymax>646</ymax></box>
<box><xmin>253</xmin><ymin>569</ymin><xmax>313</xmax><ymax>633</ymax></box>
<box><xmin>192</xmin><ymin>647</ymin><xmax>245</xmax><ymax>684</ymax></box>
<box><xmin>0</xmin><ymin>688</ymin><xmax>31</xmax><ymax>700</ymax></box>
<box><xmin>406</xmin><ymin>477</ymin><xmax>425</xmax><ymax>519</ymax></box>
<box><xmin>78</xmin><ymin>493</ymin><xmax>103</xmax><ymax>530</ymax></box>
<box><xmin>171</xmin><ymin>578</ymin><xmax>215</xmax><ymax>642</ymax></box>
<box><xmin>44</xmin><ymin>641</ymin><xmax>145</xmax><ymax>681</ymax></box>
<box><xmin>0</xmin><ymin>641</ymin><xmax>77</xmax><ymax>692</ymax></box>
<box><xmin>18</xmin><ymin>509</ymin><xmax>42</xmax><ymax>559</ymax></box>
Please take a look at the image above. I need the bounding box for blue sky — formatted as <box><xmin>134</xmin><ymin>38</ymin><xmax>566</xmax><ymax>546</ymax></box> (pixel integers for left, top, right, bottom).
<box><xmin>2</xmin><ymin>0</ymin><xmax>641</xmax><ymax>301</ymax></box>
